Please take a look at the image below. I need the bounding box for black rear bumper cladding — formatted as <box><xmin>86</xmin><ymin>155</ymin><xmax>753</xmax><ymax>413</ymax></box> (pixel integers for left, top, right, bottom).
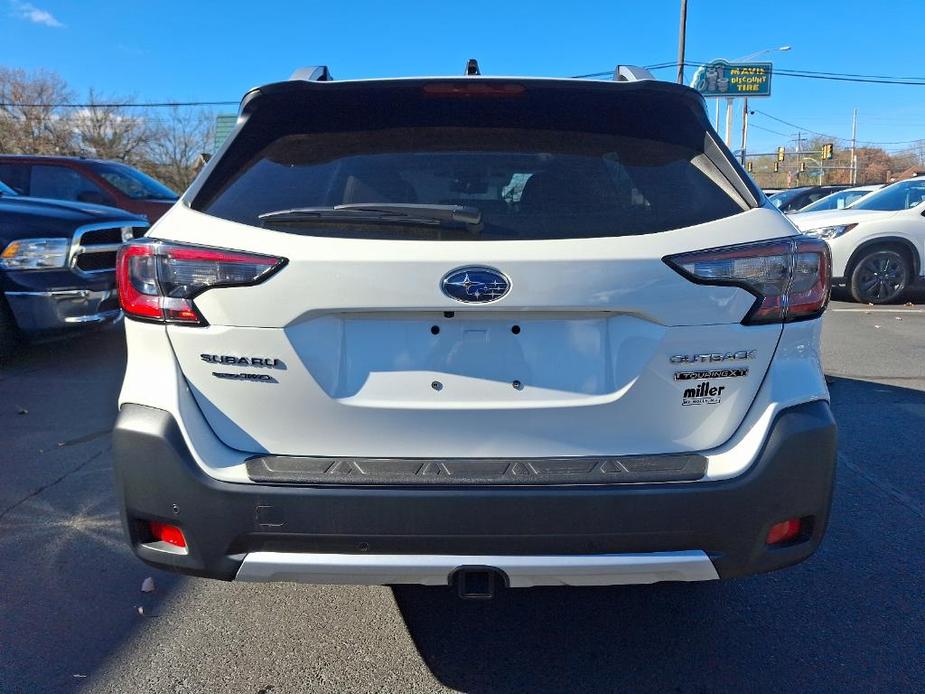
<box><xmin>112</xmin><ymin>401</ymin><xmax>836</xmax><ymax>581</ymax></box>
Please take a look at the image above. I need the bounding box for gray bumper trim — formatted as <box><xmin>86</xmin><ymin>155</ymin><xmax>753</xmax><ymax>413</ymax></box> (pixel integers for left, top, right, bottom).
<box><xmin>246</xmin><ymin>453</ymin><xmax>707</xmax><ymax>485</ymax></box>
<box><xmin>234</xmin><ymin>550</ymin><xmax>720</xmax><ymax>587</ymax></box>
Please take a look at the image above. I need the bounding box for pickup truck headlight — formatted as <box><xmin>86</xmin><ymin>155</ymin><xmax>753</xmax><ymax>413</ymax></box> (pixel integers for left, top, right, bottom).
<box><xmin>0</xmin><ymin>238</ymin><xmax>70</xmax><ymax>270</ymax></box>
<box><xmin>801</xmin><ymin>223</ymin><xmax>858</xmax><ymax>240</ymax></box>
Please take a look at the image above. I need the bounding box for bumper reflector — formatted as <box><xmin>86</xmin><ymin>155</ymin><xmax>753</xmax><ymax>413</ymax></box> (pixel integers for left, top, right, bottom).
<box><xmin>766</xmin><ymin>518</ymin><xmax>802</xmax><ymax>545</ymax></box>
<box><xmin>148</xmin><ymin>521</ymin><xmax>187</xmax><ymax>548</ymax></box>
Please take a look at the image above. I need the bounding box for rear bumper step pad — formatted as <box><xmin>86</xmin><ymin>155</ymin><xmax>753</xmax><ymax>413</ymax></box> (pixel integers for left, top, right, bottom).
<box><xmin>245</xmin><ymin>453</ymin><xmax>706</xmax><ymax>485</ymax></box>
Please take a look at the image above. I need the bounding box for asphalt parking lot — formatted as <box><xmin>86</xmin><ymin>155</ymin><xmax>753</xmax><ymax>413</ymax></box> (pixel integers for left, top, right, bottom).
<box><xmin>1</xmin><ymin>295</ymin><xmax>923</xmax><ymax>693</ymax></box>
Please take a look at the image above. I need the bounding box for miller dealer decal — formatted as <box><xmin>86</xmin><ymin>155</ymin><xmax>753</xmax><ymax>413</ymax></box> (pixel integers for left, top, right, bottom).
<box><xmin>682</xmin><ymin>381</ymin><xmax>726</xmax><ymax>406</ymax></box>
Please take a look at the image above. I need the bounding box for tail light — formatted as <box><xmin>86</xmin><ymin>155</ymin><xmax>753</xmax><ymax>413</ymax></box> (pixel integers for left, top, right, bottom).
<box><xmin>664</xmin><ymin>237</ymin><xmax>831</xmax><ymax>324</ymax></box>
<box><xmin>116</xmin><ymin>239</ymin><xmax>285</xmax><ymax>326</ymax></box>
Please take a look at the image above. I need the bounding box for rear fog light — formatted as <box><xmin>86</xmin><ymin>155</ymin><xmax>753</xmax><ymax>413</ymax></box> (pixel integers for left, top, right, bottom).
<box><xmin>147</xmin><ymin>520</ymin><xmax>187</xmax><ymax>548</ymax></box>
<box><xmin>766</xmin><ymin>518</ymin><xmax>804</xmax><ymax>545</ymax></box>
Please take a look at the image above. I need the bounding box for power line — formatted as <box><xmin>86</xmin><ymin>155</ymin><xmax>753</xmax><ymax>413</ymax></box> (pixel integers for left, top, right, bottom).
<box><xmin>686</xmin><ymin>60</ymin><xmax>925</xmax><ymax>83</ymax></box>
<box><xmin>752</xmin><ymin>110</ymin><xmax>834</xmax><ymax>138</ymax></box>
<box><xmin>774</xmin><ymin>72</ymin><xmax>925</xmax><ymax>86</ymax></box>
<box><xmin>749</xmin><ymin>123</ymin><xmax>791</xmax><ymax>137</ymax></box>
<box><xmin>0</xmin><ymin>100</ymin><xmax>237</xmax><ymax>108</ymax></box>
<box><xmin>753</xmin><ymin>110</ymin><xmax>924</xmax><ymax>146</ymax></box>
<box><xmin>3</xmin><ymin>60</ymin><xmax>925</xmax><ymax>110</ymax></box>
<box><xmin>647</xmin><ymin>62</ymin><xmax>925</xmax><ymax>86</ymax></box>
<box><xmin>571</xmin><ymin>62</ymin><xmax>676</xmax><ymax>79</ymax></box>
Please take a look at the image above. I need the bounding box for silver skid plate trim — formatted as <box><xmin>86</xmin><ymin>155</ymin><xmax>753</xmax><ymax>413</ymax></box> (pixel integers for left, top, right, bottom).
<box><xmin>234</xmin><ymin>550</ymin><xmax>719</xmax><ymax>587</ymax></box>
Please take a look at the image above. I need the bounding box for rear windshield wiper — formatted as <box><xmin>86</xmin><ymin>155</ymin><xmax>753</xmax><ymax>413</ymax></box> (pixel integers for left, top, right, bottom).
<box><xmin>258</xmin><ymin>203</ymin><xmax>482</xmax><ymax>231</ymax></box>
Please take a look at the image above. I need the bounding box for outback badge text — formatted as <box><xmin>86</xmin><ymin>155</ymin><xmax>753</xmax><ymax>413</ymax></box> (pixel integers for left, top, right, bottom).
<box><xmin>670</xmin><ymin>350</ymin><xmax>756</xmax><ymax>364</ymax></box>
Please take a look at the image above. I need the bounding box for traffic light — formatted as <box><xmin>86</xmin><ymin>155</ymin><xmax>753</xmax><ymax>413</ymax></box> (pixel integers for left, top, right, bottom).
<box><xmin>774</xmin><ymin>162</ymin><xmax>780</xmax><ymax>173</ymax></box>
<box><xmin>821</xmin><ymin>143</ymin><xmax>834</xmax><ymax>160</ymax></box>
<box><xmin>777</xmin><ymin>147</ymin><xmax>785</xmax><ymax>162</ymax></box>
<box><xmin>800</xmin><ymin>161</ymin><xmax>806</xmax><ymax>173</ymax></box>
<box><xmin>746</xmin><ymin>161</ymin><xmax>754</xmax><ymax>173</ymax></box>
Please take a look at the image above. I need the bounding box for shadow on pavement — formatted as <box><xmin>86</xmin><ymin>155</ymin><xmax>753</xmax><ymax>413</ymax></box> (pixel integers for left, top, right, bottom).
<box><xmin>393</xmin><ymin>376</ymin><xmax>925</xmax><ymax>693</ymax></box>
<box><xmin>0</xmin><ymin>327</ymin><xmax>187</xmax><ymax>692</ymax></box>
<box><xmin>0</xmin><ymin>472</ymin><xmax>187</xmax><ymax>692</ymax></box>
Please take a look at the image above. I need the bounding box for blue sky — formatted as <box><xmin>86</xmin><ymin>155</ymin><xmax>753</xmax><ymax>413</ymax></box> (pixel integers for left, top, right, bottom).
<box><xmin>1</xmin><ymin>0</ymin><xmax>922</xmax><ymax>154</ymax></box>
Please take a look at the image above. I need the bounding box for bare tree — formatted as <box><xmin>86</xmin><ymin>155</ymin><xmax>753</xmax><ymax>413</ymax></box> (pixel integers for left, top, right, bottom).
<box><xmin>71</xmin><ymin>89</ymin><xmax>154</xmax><ymax>161</ymax></box>
<box><xmin>1</xmin><ymin>66</ymin><xmax>216</xmax><ymax>192</ymax></box>
<box><xmin>0</xmin><ymin>66</ymin><xmax>75</xmax><ymax>153</ymax></box>
<box><xmin>143</xmin><ymin>106</ymin><xmax>214</xmax><ymax>192</ymax></box>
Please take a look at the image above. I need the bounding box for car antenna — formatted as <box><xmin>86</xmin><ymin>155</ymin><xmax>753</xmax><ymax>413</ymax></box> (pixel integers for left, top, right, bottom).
<box><xmin>465</xmin><ymin>59</ymin><xmax>481</xmax><ymax>76</ymax></box>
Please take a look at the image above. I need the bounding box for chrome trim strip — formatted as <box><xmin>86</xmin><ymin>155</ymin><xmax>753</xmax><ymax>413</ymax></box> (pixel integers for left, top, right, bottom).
<box><xmin>62</xmin><ymin>308</ymin><xmax>121</xmax><ymax>324</ymax></box>
<box><xmin>5</xmin><ymin>289</ymin><xmax>91</xmax><ymax>298</ymax></box>
<box><xmin>68</xmin><ymin>220</ymin><xmax>148</xmax><ymax>277</ymax></box>
<box><xmin>235</xmin><ymin>550</ymin><xmax>719</xmax><ymax>587</ymax></box>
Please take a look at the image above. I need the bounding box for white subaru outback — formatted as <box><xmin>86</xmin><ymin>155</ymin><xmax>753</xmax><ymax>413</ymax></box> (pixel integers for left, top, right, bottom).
<box><xmin>113</xmin><ymin>66</ymin><xmax>836</xmax><ymax>597</ymax></box>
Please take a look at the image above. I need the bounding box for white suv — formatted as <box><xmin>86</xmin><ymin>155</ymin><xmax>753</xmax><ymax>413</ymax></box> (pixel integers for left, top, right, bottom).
<box><xmin>113</xmin><ymin>67</ymin><xmax>836</xmax><ymax>596</ymax></box>
<box><xmin>791</xmin><ymin>177</ymin><xmax>925</xmax><ymax>303</ymax></box>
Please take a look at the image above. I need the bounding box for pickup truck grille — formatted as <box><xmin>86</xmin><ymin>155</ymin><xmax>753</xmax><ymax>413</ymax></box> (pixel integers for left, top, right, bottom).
<box><xmin>70</xmin><ymin>221</ymin><xmax>148</xmax><ymax>275</ymax></box>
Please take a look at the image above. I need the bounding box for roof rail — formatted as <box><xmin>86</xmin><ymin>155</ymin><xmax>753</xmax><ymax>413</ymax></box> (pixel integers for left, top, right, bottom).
<box><xmin>613</xmin><ymin>65</ymin><xmax>655</xmax><ymax>82</ymax></box>
<box><xmin>289</xmin><ymin>66</ymin><xmax>333</xmax><ymax>82</ymax></box>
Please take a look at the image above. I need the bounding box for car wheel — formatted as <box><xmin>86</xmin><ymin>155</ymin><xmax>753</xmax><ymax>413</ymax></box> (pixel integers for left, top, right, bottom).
<box><xmin>0</xmin><ymin>297</ymin><xmax>22</xmax><ymax>358</ymax></box>
<box><xmin>849</xmin><ymin>249</ymin><xmax>909</xmax><ymax>304</ymax></box>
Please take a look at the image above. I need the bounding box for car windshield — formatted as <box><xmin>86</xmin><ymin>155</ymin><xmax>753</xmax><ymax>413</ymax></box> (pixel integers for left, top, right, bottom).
<box><xmin>801</xmin><ymin>188</ymin><xmax>873</xmax><ymax>213</ymax></box>
<box><xmin>768</xmin><ymin>188</ymin><xmax>808</xmax><ymax>208</ymax></box>
<box><xmin>0</xmin><ymin>178</ymin><xmax>17</xmax><ymax>195</ymax></box>
<box><xmin>852</xmin><ymin>179</ymin><xmax>925</xmax><ymax>211</ymax></box>
<box><xmin>87</xmin><ymin>162</ymin><xmax>178</xmax><ymax>201</ymax></box>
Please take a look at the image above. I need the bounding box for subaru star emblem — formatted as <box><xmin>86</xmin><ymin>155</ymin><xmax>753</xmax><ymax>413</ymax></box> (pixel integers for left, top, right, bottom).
<box><xmin>441</xmin><ymin>267</ymin><xmax>510</xmax><ymax>303</ymax></box>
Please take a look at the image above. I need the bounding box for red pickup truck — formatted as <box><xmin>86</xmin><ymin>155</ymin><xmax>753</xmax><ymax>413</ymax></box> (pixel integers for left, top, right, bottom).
<box><xmin>0</xmin><ymin>155</ymin><xmax>178</xmax><ymax>223</ymax></box>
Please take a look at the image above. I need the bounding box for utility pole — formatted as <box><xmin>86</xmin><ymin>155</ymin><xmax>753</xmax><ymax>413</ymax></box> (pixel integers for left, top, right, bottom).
<box><xmin>676</xmin><ymin>0</ymin><xmax>688</xmax><ymax>84</ymax></box>
<box><xmin>850</xmin><ymin>108</ymin><xmax>858</xmax><ymax>185</ymax></box>
<box><xmin>796</xmin><ymin>131</ymin><xmax>802</xmax><ymax>183</ymax></box>
<box><xmin>739</xmin><ymin>97</ymin><xmax>749</xmax><ymax>165</ymax></box>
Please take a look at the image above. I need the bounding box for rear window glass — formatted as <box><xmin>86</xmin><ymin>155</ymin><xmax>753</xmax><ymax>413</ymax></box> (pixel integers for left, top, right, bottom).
<box><xmin>196</xmin><ymin>88</ymin><xmax>747</xmax><ymax>241</ymax></box>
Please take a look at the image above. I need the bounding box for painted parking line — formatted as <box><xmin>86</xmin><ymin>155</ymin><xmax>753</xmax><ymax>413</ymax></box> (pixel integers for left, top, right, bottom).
<box><xmin>828</xmin><ymin>308</ymin><xmax>924</xmax><ymax>313</ymax></box>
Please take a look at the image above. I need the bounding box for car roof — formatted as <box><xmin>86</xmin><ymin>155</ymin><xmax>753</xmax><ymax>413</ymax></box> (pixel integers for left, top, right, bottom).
<box><xmin>0</xmin><ymin>154</ymin><xmax>123</xmax><ymax>166</ymax></box>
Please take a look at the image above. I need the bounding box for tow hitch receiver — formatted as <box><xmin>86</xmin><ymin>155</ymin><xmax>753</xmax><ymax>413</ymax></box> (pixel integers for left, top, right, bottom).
<box><xmin>454</xmin><ymin>567</ymin><xmax>503</xmax><ymax>600</ymax></box>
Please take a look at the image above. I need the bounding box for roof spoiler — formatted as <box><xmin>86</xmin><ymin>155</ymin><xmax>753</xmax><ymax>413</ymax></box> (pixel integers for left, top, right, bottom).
<box><xmin>287</xmin><ymin>64</ymin><xmax>654</xmax><ymax>84</ymax></box>
<box><xmin>289</xmin><ymin>66</ymin><xmax>333</xmax><ymax>82</ymax></box>
<box><xmin>613</xmin><ymin>65</ymin><xmax>655</xmax><ymax>82</ymax></box>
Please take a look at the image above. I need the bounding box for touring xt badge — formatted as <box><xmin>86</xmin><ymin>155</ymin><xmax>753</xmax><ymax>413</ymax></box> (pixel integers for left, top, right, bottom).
<box><xmin>674</xmin><ymin>368</ymin><xmax>748</xmax><ymax>381</ymax></box>
<box><xmin>670</xmin><ymin>350</ymin><xmax>756</xmax><ymax>364</ymax></box>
